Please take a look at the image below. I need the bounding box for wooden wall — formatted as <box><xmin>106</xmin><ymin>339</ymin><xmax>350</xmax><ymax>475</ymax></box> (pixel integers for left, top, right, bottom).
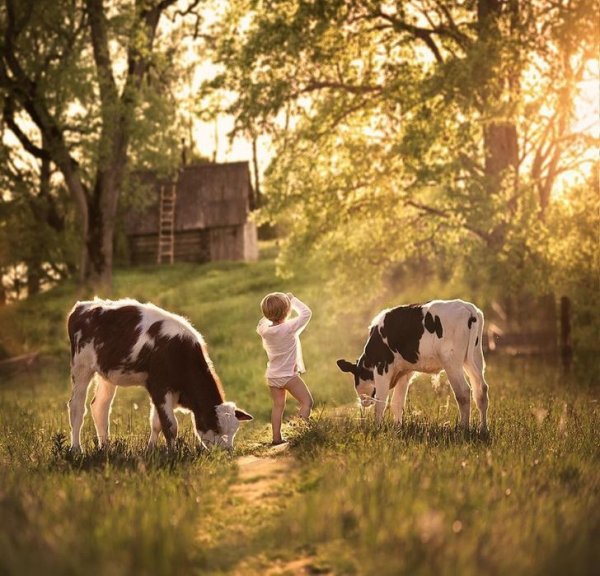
<box><xmin>129</xmin><ymin>230</ymin><xmax>211</xmax><ymax>265</ymax></box>
<box><xmin>128</xmin><ymin>224</ymin><xmax>256</xmax><ymax>265</ymax></box>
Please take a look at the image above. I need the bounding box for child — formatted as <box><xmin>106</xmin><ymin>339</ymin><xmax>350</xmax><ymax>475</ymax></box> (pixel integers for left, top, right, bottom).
<box><xmin>257</xmin><ymin>292</ymin><xmax>314</xmax><ymax>445</ymax></box>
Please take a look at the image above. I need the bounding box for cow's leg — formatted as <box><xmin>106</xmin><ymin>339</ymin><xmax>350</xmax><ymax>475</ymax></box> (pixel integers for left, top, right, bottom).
<box><xmin>445</xmin><ymin>367</ymin><xmax>471</xmax><ymax>429</ymax></box>
<box><xmin>90</xmin><ymin>375</ymin><xmax>117</xmax><ymax>448</ymax></box>
<box><xmin>465</xmin><ymin>363</ymin><xmax>489</xmax><ymax>433</ymax></box>
<box><xmin>147</xmin><ymin>403</ymin><xmax>162</xmax><ymax>448</ymax></box>
<box><xmin>68</xmin><ymin>365</ymin><xmax>94</xmax><ymax>451</ymax></box>
<box><xmin>373</xmin><ymin>373</ymin><xmax>389</xmax><ymax>424</ymax></box>
<box><xmin>389</xmin><ymin>372</ymin><xmax>412</xmax><ymax>425</ymax></box>
<box><xmin>152</xmin><ymin>393</ymin><xmax>179</xmax><ymax>448</ymax></box>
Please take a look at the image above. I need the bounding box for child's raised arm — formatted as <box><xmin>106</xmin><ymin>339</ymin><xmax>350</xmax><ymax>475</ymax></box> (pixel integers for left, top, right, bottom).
<box><xmin>285</xmin><ymin>294</ymin><xmax>312</xmax><ymax>333</ymax></box>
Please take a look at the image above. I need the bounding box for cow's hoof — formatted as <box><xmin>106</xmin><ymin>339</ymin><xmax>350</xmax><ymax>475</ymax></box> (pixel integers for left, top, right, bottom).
<box><xmin>67</xmin><ymin>446</ymin><xmax>83</xmax><ymax>459</ymax></box>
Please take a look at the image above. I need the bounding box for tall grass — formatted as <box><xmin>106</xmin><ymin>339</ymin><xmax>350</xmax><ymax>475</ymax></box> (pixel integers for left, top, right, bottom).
<box><xmin>0</xmin><ymin>258</ymin><xmax>598</xmax><ymax>575</ymax></box>
<box><xmin>272</xmin><ymin>360</ymin><xmax>599</xmax><ymax>575</ymax></box>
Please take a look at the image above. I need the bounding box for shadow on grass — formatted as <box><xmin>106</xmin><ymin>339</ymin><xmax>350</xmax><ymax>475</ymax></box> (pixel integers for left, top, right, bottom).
<box><xmin>287</xmin><ymin>413</ymin><xmax>492</xmax><ymax>457</ymax></box>
<box><xmin>49</xmin><ymin>432</ymin><xmax>232</xmax><ymax>473</ymax></box>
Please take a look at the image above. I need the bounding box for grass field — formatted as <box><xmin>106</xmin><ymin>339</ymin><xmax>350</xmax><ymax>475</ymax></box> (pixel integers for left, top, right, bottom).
<box><xmin>0</xmin><ymin>257</ymin><xmax>598</xmax><ymax>575</ymax></box>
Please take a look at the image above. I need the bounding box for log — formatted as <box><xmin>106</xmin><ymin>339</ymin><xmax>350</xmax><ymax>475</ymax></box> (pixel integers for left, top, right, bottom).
<box><xmin>0</xmin><ymin>352</ymin><xmax>40</xmax><ymax>375</ymax></box>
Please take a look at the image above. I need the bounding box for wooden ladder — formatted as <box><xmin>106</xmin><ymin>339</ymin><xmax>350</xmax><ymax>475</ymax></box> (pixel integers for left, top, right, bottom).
<box><xmin>157</xmin><ymin>182</ymin><xmax>176</xmax><ymax>264</ymax></box>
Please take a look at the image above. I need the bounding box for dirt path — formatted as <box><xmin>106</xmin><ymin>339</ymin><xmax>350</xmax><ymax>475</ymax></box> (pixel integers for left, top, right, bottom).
<box><xmin>227</xmin><ymin>446</ymin><xmax>330</xmax><ymax>575</ymax></box>
<box><xmin>232</xmin><ymin>444</ymin><xmax>294</xmax><ymax>504</ymax></box>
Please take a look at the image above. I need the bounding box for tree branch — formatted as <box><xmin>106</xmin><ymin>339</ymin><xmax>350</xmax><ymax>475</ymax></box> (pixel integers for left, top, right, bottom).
<box><xmin>300</xmin><ymin>80</ymin><xmax>383</xmax><ymax>96</ymax></box>
<box><xmin>405</xmin><ymin>199</ymin><xmax>491</xmax><ymax>243</ymax></box>
<box><xmin>85</xmin><ymin>0</ymin><xmax>119</xmax><ymax>108</ymax></box>
<box><xmin>2</xmin><ymin>99</ymin><xmax>50</xmax><ymax>160</ymax></box>
<box><xmin>371</xmin><ymin>8</ymin><xmax>444</xmax><ymax>64</ymax></box>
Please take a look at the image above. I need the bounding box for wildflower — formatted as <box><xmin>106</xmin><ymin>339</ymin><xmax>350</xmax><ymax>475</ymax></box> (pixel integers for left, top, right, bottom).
<box><xmin>531</xmin><ymin>406</ymin><xmax>548</xmax><ymax>425</ymax></box>
<box><xmin>417</xmin><ymin>509</ymin><xmax>445</xmax><ymax>545</ymax></box>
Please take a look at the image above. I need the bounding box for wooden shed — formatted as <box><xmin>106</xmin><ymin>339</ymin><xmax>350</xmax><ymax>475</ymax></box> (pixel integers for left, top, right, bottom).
<box><xmin>125</xmin><ymin>161</ymin><xmax>258</xmax><ymax>265</ymax></box>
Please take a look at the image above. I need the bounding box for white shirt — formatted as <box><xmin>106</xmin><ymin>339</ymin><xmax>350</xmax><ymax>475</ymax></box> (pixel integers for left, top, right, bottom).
<box><xmin>256</xmin><ymin>297</ymin><xmax>312</xmax><ymax>378</ymax></box>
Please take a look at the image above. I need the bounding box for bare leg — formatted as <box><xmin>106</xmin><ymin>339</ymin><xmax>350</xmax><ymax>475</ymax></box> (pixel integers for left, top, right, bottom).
<box><xmin>269</xmin><ymin>386</ymin><xmax>287</xmax><ymax>443</ymax></box>
<box><xmin>284</xmin><ymin>375</ymin><xmax>314</xmax><ymax>419</ymax></box>
<box><xmin>90</xmin><ymin>375</ymin><xmax>117</xmax><ymax>448</ymax></box>
<box><xmin>68</xmin><ymin>366</ymin><xmax>94</xmax><ymax>451</ymax></box>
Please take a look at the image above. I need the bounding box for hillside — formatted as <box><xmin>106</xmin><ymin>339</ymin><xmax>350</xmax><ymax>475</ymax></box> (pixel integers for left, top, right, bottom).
<box><xmin>0</xmin><ymin>256</ymin><xmax>369</xmax><ymax>414</ymax></box>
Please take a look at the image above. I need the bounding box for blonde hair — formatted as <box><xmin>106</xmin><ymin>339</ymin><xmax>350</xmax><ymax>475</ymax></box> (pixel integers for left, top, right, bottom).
<box><xmin>260</xmin><ymin>292</ymin><xmax>291</xmax><ymax>323</ymax></box>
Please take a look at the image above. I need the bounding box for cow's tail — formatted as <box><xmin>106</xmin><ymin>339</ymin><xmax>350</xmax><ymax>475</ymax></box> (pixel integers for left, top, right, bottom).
<box><xmin>67</xmin><ymin>303</ymin><xmax>82</xmax><ymax>361</ymax></box>
<box><xmin>466</xmin><ymin>305</ymin><xmax>485</xmax><ymax>373</ymax></box>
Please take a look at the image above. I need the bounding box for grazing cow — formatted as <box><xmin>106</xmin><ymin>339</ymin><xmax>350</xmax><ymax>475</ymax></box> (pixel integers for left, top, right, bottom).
<box><xmin>337</xmin><ymin>299</ymin><xmax>489</xmax><ymax>431</ymax></box>
<box><xmin>67</xmin><ymin>298</ymin><xmax>253</xmax><ymax>451</ymax></box>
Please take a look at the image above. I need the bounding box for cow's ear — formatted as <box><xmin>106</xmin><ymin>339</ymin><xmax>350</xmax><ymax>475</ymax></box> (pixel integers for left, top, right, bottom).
<box><xmin>337</xmin><ymin>359</ymin><xmax>357</xmax><ymax>374</ymax></box>
<box><xmin>234</xmin><ymin>408</ymin><xmax>253</xmax><ymax>422</ymax></box>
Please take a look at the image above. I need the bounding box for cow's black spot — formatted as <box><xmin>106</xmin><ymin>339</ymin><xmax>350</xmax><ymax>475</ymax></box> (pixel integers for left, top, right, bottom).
<box><xmin>358</xmin><ymin>360</ymin><xmax>374</xmax><ymax>382</ymax></box>
<box><xmin>435</xmin><ymin>316</ymin><xmax>443</xmax><ymax>338</ymax></box>
<box><xmin>359</xmin><ymin>305</ymin><xmax>425</xmax><ymax>379</ymax></box>
<box><xmin>147</xmin><ymin>321</ymin><xmax>163</xmax><ymax>338</ymax></box>
<box><xmin>475</xmin><ymin>336</ymin><xmax>479</xmax><ymax>347</ymax></box>
<box><xmin>468</xmin><ymin>316</ymin><xmax>477</xmax><ymax>329</ymax></box>
<box><xmin>380</xmin><ymin>305</ymin><xmax>424</xmax><ymax>364</ymax></box>
<box><xmin>424</xmin><ymin>312</ymin><xmax>444</xmax><ymax>339</ymax></box>
<box><xmin>337</xmin><ymin>358</ymin><xmax>374</xmax><ymax>385</ymax></box>
<box><xmin>364</xmin><ymin>327</ymin><xmax>395</xmax><ymax>375</ymax></box>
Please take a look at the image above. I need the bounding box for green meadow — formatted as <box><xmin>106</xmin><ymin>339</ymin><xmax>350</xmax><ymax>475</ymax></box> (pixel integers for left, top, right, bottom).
<box><xmin>0</xmin><ymin>257</ymin><xmax>598</xmax><ymax>575</ymax></box>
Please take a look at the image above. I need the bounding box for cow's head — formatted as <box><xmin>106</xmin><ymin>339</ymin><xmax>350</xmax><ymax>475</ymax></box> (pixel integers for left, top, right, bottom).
<box><xmin>199</xmin><ymin>402</ymin><xmax>253</xmax><ymax>450</ymax></box>
<box><xmin>337</xmin><ymin>356</ymin><xmax>376</xmax><ymax>407</ymax></box>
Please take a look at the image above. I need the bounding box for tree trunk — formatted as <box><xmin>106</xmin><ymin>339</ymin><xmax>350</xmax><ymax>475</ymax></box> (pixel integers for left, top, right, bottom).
<box><xmin>27</xmin><ymin>139</ymin><xmax>52</xmax><ymax>297</ymax></box>
<box><xmin>84</xmin><ymin>154</ymin><xmax>126</xmax><ymax>292</ymax></box>
<box><xmin>478</xmin><ymin>0</ymin><xmax>519</xmax><ymax>196</ymax></box>
<box><xmin>0</xmin><ymin>277</ymin><xmax>6</xmax><ymax>306</ymax></box>
<box><xmin>85</xmin><ymin>189</ymin><xmax>111</xmax><ymax>291</ymax></box>
<box><xmin>82</xmin><ymin>0</ymin><xmax>167</xmax><ymax>292</ymax></box>
<box><xmin>26</xmin><ymin>267</ymin><xmax>41</xmax><ymax>297</ymax></box>
<box><xmin>251</xmin><ymin>133</ymin><xmax>260</xmax><ymax>209</ymax></box>
<box><xmin>483</xmin><ymin>122</ymin><xmax>519</xmax><ymax>187</ymax></box>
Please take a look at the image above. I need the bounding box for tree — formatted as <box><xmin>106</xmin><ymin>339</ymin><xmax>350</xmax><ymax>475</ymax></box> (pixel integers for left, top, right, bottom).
<box><xmin>0</xmin><ymin>125</ymin><xmax>76</xmax><ymax>299</ymax></box>
<box><xmin>546</xmin><ymin>167</ymin><xmax>600</xmax><ymax>356</ymax></box>
<box><xmin>0</xmin><ymin>0</ymin><xmax>190</xmax><ymax>291</ymax></box>
<box><xmin>206</xmin><ymin>0</ymin><xmax>598</xmax><ymax>298</ymax></box>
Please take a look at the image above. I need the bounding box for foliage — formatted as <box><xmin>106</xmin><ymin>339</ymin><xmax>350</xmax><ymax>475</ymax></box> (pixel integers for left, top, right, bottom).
<box><xmin>546</xmin><ymin>172</ymin><xmax>600</xmax><ymax>355</ymax></box>
<box><xmin>205</xmin><ymin>0</ymin><xmax>599</xmax><ymax>302</ymax></box>
<box><xmin>0</xmin><ymin>141</ymin><xmax>78</xmax><ymax>300</ymax></box>
<box><xmin>0</xmin><ymin>0</ymin><xmax>204</xmax><ymax>289</ymax></box>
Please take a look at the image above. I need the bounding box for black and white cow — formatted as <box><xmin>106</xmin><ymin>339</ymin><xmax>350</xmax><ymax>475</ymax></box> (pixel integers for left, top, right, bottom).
<box><xmin>67</xmin><ymin>298</ymin><xmax>253</xmax><ymax>451</ymax></box>
<box><xmin>337</xmin><ymin>299</ymin><xmax>489</xmax><ymax>431</ymax></box>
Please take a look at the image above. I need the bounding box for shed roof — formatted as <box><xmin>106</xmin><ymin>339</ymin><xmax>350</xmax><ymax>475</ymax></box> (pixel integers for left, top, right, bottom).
<box><xmin>125</xmin><ymin>161</ymin><xmax>254</xmax><ymax>236</ymax></box>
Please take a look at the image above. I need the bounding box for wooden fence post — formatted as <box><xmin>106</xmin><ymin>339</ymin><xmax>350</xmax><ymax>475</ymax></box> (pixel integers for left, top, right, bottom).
<box><xmin>560</xmin><ymin>296</ymin><xmax>573</xmax><ymax>372</ymax></box>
